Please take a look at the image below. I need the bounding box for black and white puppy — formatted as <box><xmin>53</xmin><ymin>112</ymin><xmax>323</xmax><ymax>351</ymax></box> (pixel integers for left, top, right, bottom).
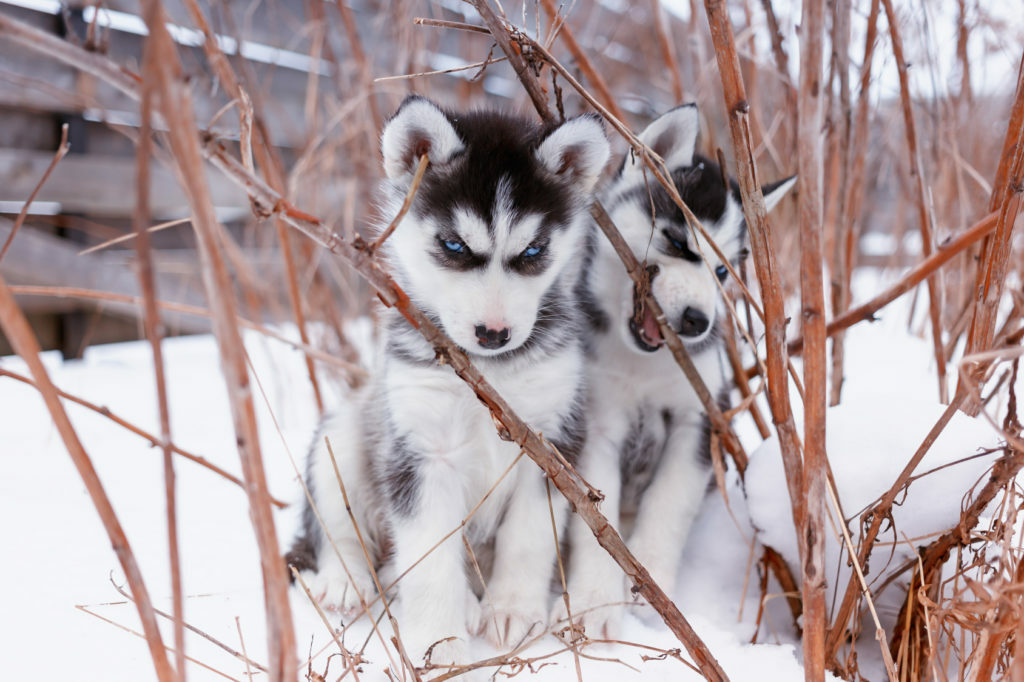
<box><xmin>562</xmin><ymin>104</ymin><xmax>794</xmax><ymax>638</ymax></box>
<box><xmin>287</xmin><ymin>96</ymin><xmax>610</xmax><ymax>673</ymax></box>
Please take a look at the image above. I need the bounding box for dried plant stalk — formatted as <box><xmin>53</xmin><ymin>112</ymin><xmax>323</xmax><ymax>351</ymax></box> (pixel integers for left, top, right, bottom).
<box><xmin>702</xmin><ymin>0</ymin><xmax>806</xmax><ymax>557</ymax></box>
<box><xmin>136</xmin><ymin>1</ymin><xmax>297</xmax><ymax>677</ymax></box>
<box><xmin>830</xmin><ymin>0</ymin><xmax>881</xmax><ymax>405</ymax></box>
<box><xmin>881</xmin><ymin>0</ymin><xmax>948</xmax><ymax>403</ymax></box>
<box><xmin>538</xmin><ymin>0</ymin><xmax>628</xmax><ymax>122</ymax></box>
<box><xmin>958</xmin><ymin>56</ymin><xmax>1024</xmax><ymax>413</ymax></box>
<box><xmin>0</xmin><ymin>274</ymin><xmax>175</xmax><ymax>682</ymax></box>
<box><xmin>788</xmin><ymin>210</ymin><xmax>999</xmax><ymax>355</ymax></box>
<box><xmin>796</xmin><ymin>0</ymin><xmax>828</xmax><ymax>677</ymax></box>
<box><xmin>135</xmin><ymin>40</ymin><xmax>185</xmax><ymax>680</ymax></box>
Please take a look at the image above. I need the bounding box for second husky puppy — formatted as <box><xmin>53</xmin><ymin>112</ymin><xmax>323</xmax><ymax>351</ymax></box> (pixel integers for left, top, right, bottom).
<box><xmin>563</xmin><ymin>105</ymin><xmax>794</xmax><ymax>638</ymax></box>
<box><xmin>287</xmin><ymin>96</ymin><xmax>610</xmax><ymax>671</ymax></box>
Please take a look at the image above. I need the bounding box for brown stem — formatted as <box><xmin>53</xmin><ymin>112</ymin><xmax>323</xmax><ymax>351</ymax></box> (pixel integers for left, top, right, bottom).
<box><xmin>830</xmin><ymin>0</ymin><xmax>881</xmax><ymax>405</ymax></box>
<box><xmin>825</xmin><ymin>396</ymin><xmax>965</xmax><ymax>659</ymax></box>
<box><xmin>0</xmin><ymin>273</ymin><xmax>173</xmax><ymax>680</ymax></box>
<box><xmin>0</xmin><ymin>367</ymin><xmax>282</xmax><ymax>505</ymax></box>
<box><xmin>136</xmin><ymin>42</ymin><xmax>185</xmax><ymax>681</ymax></box>
<box><xmin>179</xmin><ymin>0</ymin><xmax>326</xmax><ymax>415</ymax></box>
<box><xmin>789</xmin><ymin>211</ymin><xmax>1000</xmax><ymax>356</ymax></box>
<box><xmin>649</xmin><ymin>0</ymin><xmax>685</xmax><ymax>103</ymax></box>
<box><xmin>0</xmin><ymin>123</ymin><xmax>70</xmax><ymax>263</ymax></box>
<box><xmin>958</xmin><ymin>54</ymin><xmax>1024</xmax><ymax>413</ymax></box>
<box><xmin>537</xmin><ymin>0</ymin><xmax>628</xmax><ymax>122</ymax></box>
<box><xmin>881</xmin><ymin>0</ymin><xmax>948</xmax><ymax>403</ymax></box>
<box><xmin>796</xmin><ymin>0</ymin><xmax>828</xmax><ymax>677</ymax></box>
<box><xmin>137</xmin><ymin>2</ymin><xmax>297</xmax><ymax>677</ymax></box>
<box><xmin>702</xmin><ymin>0</ymin><xmax>806</xmax><ymax>565</ymax></box>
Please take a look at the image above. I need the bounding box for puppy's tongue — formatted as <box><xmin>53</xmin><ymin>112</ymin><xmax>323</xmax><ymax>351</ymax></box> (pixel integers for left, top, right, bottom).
<box><xmin>640</xmin><ymin>305</ymin><xmax>664</xmax><ymax>346</ymax></box>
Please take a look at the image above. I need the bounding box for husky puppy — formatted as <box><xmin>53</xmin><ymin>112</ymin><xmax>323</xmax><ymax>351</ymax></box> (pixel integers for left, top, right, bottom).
<box><xmin>562</xmin><ymin>105</ymin><xmax>794</xmax><ymax>638</ymax></box>
<box><xmin>286</xmin><ymin>96</ymin><xmax>610</xmax><ymax>671</ymax></box>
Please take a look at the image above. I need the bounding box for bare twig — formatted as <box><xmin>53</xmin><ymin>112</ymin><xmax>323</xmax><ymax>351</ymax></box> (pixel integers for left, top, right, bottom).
<box><xmin>788</xmin><ymin>211</ymin><xmax>1000</xmax><ymax>356</ymax></box>
<box><xmin>0</xmin><ymin>123</ymin><xmax>70</xmax><ymax>263</ymax></box>
<box><xmin>537</xmin><ymin>0</ymin><xmax>628</xmax><ymax>122</ymax></box>
<box><xmin>0</xmin><ymin>273</ymin><xmax>173</xmax><ymax>681</ymax></box>
<box><xmin>369</xmin><ymin>153</ymin><xmax>429</xmax><ymax>252</ymax></box>
<box><xmin>135</xmin><ymin>42</ymin><xmax>185</xmax><ymax>680</ymax></box>
<box><xmin>0</xmin><ymin>367</ymin><xmax>281</xmax><ymax>504</ymax></box>
<box><xmin>77</xmin><ymin>217</ymin><xmax>191</xmax><ymax>256</ymax></box>
<box><xmin>109</xmin><ymin>579</ymin><xmax>270</xmax><ymax>674</ymax></box>
<box><xmin>703</xmin><ymin>0</ymin><xmax>806</xmax><ymax>567</ymax></box>
<box><xmin>958</xmin><ymin>55</ymin><xmax>1024</xmax><ymax>413</ymax></box>
<box><xmin>136</xmin><ymin>2</ymin><xmax>297</xmax><ymax>677</ymax></box>
<box><xmin>881</xmin><ymin>0</ymin><xmax>948</xmax><ymax>403</ymax></box>
<box><xmin>796</xmin><ymin>0</ymin><xmax>828</xmax><ymax>676</ymax></box>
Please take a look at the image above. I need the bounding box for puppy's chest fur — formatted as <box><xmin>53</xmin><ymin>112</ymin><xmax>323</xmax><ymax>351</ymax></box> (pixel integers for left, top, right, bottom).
<box><xmin>371</xmin><ymin>313</ymin><xmax>585</xmax><ymax>535</ymax></box>
<box><xmin>589</xmin><ymin>324</ymin><xmax>726</xmax><ymax>513</ymax></box>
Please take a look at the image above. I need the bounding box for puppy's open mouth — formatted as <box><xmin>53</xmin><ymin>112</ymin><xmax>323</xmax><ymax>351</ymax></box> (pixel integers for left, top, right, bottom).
<box><xmin>629</xmin><ymin>268</ymin><xmax>664</xmax><ymax>352</ymax></box>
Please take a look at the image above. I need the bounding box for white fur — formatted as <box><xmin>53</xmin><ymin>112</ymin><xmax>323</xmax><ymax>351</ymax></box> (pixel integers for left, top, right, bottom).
<box><xmin>619</xmin><ymin>104</ymin><xmax>699</xmax><ymax>185</ymax></box>
<box><xmin>381</xmin><ymin>97</ymin><xmax>464</xmax><ymax>186</ymax></box>
<box><xmin>535</xmin><ymin>115</ymin><xmax>612</xmax><ymax>193</ymax></box>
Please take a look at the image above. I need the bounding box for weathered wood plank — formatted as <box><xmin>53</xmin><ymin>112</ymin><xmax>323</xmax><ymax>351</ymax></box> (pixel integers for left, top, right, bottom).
<box><xmin>0</xmin><ymin>219</ymin><xmax>210</xmax><ymax>332</ymax></box>
<box><xmin>0</xmin><ymin>148</ymin><xmax>247</xmax><ymax>216</ymax></box>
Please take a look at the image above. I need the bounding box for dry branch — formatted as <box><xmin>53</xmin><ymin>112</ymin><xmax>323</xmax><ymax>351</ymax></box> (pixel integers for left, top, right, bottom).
<box><xmin>0</xmin><ymin>123</ymin><xmax>69</xmax><ymax>263</ymax></box>
<box><xmin>702</xmin><ymin>0</ymin><xmax>806</xmax><ymax>574</ymax></box>
<box><xmin>829</xmin><ymin>0</ymin><xmax>881</xmax><ymax>405</ymax></box>
<box><xmin>958</xmin><ymin>55</ymin><xmax>1024</xmax><ymax>413</ymax></box>
<box><xmin>788</xmin><ymin>210</ymin><xmax>1000</xmax><ymax>356</ymax></box>
<box><xmin>0</xmin><ymin>274</ymin><xmax>174</xmax><ymax>681</ymax></box>
<box><xmin>136</xmin><ymin>2</ymin><xmax>297</xmax><ymax>678</ymax></box>
<box><xmin>881</xmin><ymin>0</ymin><xmax>948</xmax><ymax>403</ymax></box>
<box><xmin>538</xmin><ymin>0</ymin><xmax>627</xmax><ymax>122</ymax></box>
<box><xmin>135</xmin><ymin>43</ymin><xmax>185</xmax><ymax>679</ymax></box>
<box><xmin>0</xmin><ymin>366</ymin><xmax>279</xmax><ymax>504</ymax></box>
<box><xmin>796</xmin><ymin>0</ymin><xmax>828</xmax><ymax>676</ymax></box>
<box><xmin>825</xmin><ymin>396</ymin><xmax>966</xmax><ymax>662</ymax></box>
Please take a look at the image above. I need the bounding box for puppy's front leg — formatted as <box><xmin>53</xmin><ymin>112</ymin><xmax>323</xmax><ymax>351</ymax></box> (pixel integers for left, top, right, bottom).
<box><xmin>387</xmin><ymin>449</ymin><xmax>478</xmax><ymax>676</ymax></box>
<box><xmin>561</xmin><ymin>425</ymin><xmax>629</xmax><ymax>640</ymax></box>
<box><xmin>627</xmin><ymin>416</ymin><xmax>710</xmax><ymax>599</ymax></box>
<box><xmin>484</xmin><ymin>457</ymin><xmax>565</xmax><ymax>649</ymax></box>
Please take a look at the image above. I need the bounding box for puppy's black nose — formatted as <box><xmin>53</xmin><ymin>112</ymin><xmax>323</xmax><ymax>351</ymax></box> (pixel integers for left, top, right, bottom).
<box><xmin>679</xmin><ymin>308</ymin><xmax>709</xmax><ymax>337</ymax></box>
<box><xmin>475</xmin><ymin>325</ymin><xmax>511</xmax><ymax>349</ymax></box>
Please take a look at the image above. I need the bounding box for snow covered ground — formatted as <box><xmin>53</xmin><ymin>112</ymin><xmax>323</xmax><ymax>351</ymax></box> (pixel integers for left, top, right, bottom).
<box><xmin>0</xmin><ymin>276</ymin><xmax>1011</xmax><ymax>681</ymax></box>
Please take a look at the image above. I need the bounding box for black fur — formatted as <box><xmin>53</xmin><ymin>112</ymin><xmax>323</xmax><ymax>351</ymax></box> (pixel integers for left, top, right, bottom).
<box><xmin>383</xmin><ymin>437</ymin><xmax>421</xmax><ymax>517</ymax></box>
<box><xmin>608</xmin><ymin>154</ymin><xmax>737</xmax><ymax>233</ymax></box>
<box><xmin>412</xmin><ymin>108</ymin><xmax>577</xmax><ymax>238</ymax></box>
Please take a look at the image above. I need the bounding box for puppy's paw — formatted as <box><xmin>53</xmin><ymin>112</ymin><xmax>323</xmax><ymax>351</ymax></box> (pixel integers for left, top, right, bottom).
<box><xmin>553</xmin><ymin>580</ymin><xmax>626</xmax><ymax>642</ymax></box>
<box><xmin>302</xmin><ymin>559</ymin><xmax>376</xmax><ymax>621</ymax></box>
<box><xmin>481</xmin><ymin>596</ymin><xmax>546</xmax><ymax>649</ymax></box>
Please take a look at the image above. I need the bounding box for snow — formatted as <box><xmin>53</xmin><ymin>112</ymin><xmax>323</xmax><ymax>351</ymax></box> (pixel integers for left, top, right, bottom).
<box><xmin>0</xmin><ymin>280</ymin><xmax>1009</xmax><ymax>680</ymax></box>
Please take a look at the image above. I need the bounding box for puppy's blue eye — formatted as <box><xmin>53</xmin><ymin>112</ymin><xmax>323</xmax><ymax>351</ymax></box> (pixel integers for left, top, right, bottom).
<box><xmin>522</xmin><ymin>244</ymin><xmax>544</xmax><ymax>258</ymax></box>
<box><xmin>715</xmin><ymin>264</ymin><xmax>729</xmax><ymax>281</ymax></box>
<box><xmin>664</xmin><ymin>231</ymin><xmax>686</xmax><ymax>252</ymax></box>
<box><xmin>443</xmin><ymin>239</ymin><xmax>466</xmax><ymax>254</ymax></box>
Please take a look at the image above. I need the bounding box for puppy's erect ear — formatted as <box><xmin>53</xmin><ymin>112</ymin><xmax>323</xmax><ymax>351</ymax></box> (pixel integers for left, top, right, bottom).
<box><xmin>381</xmin><ymin>96</ymin><xmax>464</xmax><ymax>186</ymax></box>
<box><xmin>535</xmin><ymin>114</ymin><xmax>611</xmax><ymax>195</ymax></box>
<box><xmin>621</xmin><ymin>104</ymin><xmax>700</xmax><ymax>183</ymax></box>
<box><xmin>762</xmin><ymin>175</ymin><xmax>797</xmax><ymax>213</ymax></box>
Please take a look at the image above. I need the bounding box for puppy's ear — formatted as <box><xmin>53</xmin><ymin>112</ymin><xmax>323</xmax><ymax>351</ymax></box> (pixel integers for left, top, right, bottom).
<box><xmin>535</xmin><ymin>114</ymin><xmax>611</xmax><ymax>195</ymax></box>
<box><xmin>621</xmin><ymin>104</ymin><xmax>700</xmax><ymax>183</ymax></box>
<box><xmin>762</xmin><ymin>175</ymin><xmax>797</xmax><ymax>212</ymax></box>
<box><xmin>381</xmin><ymin>96</ymin><xmax>464</xmax><ymax>186</ymax></box>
